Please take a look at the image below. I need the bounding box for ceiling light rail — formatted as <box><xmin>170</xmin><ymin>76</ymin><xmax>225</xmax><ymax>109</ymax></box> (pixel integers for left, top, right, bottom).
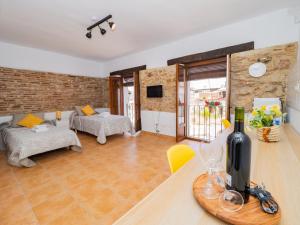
<box><xmin>86</xmin><ymin>14</ymin><xmax>115</xmax><ymax>39</ymax></box>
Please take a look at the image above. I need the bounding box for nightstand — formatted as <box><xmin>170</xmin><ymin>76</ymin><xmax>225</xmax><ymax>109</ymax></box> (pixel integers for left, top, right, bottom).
<box><xmin>55</xmin><ymin>120</ymin><xmax>70</xmax><ymax>129</ymax></box>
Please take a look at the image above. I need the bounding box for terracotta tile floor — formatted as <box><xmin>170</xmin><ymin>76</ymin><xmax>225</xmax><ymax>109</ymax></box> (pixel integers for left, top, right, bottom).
<box><xmin>0</xmin><ymin>132</ymin><xmax>188</xmax><ymax>225</ymax></box>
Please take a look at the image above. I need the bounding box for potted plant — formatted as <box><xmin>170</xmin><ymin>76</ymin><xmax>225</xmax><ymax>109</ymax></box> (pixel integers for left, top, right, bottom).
<box><xmin>249</xmin><ymin>105</ymin><xmax>282</xmax><ymax>142</ymax></box>
<box><xmin>205</xmin><ymin>100</ymin><xmax>222</xmax><ymax>114</ymax></box>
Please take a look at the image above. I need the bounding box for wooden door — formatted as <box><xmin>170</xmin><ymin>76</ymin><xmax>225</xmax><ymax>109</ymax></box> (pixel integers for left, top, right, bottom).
<box><xmin>176</xmin><ymin>64</ymin><xmax>187</xmax><ymax>142</ymax></box>
<box><xmin>109</xmin><ymin>76</ymin><xmax>124</xmax><ymax>115</ymax></box>
<box><xmin>134</xmin><ymin>71</ymin><xmax>142</xmax><ymax>131</ymax></box>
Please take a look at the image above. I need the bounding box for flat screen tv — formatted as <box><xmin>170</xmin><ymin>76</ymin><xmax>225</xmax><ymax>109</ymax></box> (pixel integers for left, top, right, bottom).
<box><xmin>147</xmin><ymin>85</ymin><xmax>163</xmax><ymax>98</ymax></box>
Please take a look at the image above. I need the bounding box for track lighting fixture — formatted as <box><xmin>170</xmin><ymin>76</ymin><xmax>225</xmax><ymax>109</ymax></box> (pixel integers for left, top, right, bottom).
<box><xmin>99</xmin><ymin>26</ymin><xmax>106</xmax><ymax>35</ymax></box>
<box><xmin>108</xmin><ymin>21</ymin><xmax>116</xmax><ymax>31</ymax></box>
<box><xmin>86</xmin><ymin>31</ymin><xmax>92</xmax><ymax>39</ymax></box>
<box><xmin>86</xmin><ymin>14</ymin><xmax>115</xmax><ymax>39</ymax></box>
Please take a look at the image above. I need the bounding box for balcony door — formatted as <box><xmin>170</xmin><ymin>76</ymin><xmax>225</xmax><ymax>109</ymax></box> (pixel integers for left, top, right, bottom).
<box><xmin>176</xmin><ymin>64</ymin><xmax>187</xmax><ymax>142</ymax></box>
<box><xmin>186</xmin><ymin>57</ymin><xmax>228</xmax><ymax>142</ymax></box>
<box><xmin>133</xmin><ymin>71</ymin><xmax>142</xmax><ymax>131</ymax></box>
<box><xmin>109</xmin><ymin>76</ymin><xmax>124</xmax><ymax>115</ymax></box>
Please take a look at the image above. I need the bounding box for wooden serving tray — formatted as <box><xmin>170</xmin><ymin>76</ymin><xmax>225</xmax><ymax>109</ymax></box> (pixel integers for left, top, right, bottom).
<box><xmin>193</xmin><ymin>174</ymin><xmax>281</xmax><ymax>225</ymax></box>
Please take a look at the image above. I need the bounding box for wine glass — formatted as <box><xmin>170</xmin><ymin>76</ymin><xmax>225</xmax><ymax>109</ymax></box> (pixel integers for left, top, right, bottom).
<box><xmin>199</xmin><ymin>143</ymin><xmax>224</xmax><ymax>199</ymax></box>
<box><xmin>214</xmin><ymin>146</ymin><xmax>244</xmax><ymax>212</ymax></box>
<box><xmin>216</xmin><ymin>173</ymin><xmax>244</xmax><ymax>212</ymax></box>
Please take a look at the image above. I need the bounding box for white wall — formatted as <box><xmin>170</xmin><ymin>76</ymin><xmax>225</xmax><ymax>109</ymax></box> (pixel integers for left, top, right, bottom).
<box><xmin>0</xmin><ymin>41</ymin><xmax>105</xmax><ymax>77</ymax></box>
<box><xmin>103</xmin><ymin>9</ymin><xmax>298</xmax><ymax>74</ymax></box>
<box><xmin>141</xmin><ymin>111</ymin><xmax>176</xmax><ymax>137</ymax></box>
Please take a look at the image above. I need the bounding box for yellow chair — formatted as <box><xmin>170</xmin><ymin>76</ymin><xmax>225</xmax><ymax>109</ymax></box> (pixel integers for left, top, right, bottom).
<box><xmin>222</xmin><ymin>119</ymin><xmax>231</xmax><ymax>129</ymax></box>
<box><xmin>167</xmin><ymin>144</ymin><xmax>196</xmax><ymax>173</ymax></box>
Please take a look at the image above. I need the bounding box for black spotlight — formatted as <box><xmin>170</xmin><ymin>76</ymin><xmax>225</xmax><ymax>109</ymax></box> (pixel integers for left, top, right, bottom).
<box><xmin>86</xmin><ymin>31</ymin><xmax>92</xmax><ymax>39</ymax></box>
<box><xmin>108</xmin><ymin>21</ymin><xmax>116</xmax><ymax>31</ymax></box>
<box><xmin>99</xmin><ymin>26</ymin><xmax>106</xmax><ymax>35</ymax></box>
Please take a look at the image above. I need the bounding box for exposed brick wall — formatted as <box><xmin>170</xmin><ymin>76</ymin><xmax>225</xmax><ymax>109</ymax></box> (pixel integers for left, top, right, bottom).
<box><xmin>0</xmin><ymin>67</ymin><xmax>109</xmax><ymax>115</ymax></box>
<box><xmin>230</xmin><ymin>42</ymin><xmax>298</xmax><ymax>114</ymax></box>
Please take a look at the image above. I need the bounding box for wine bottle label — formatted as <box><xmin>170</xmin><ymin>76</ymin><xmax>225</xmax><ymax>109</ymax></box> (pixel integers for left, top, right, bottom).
<box><xmin>226</xmin><ymin>173</ymin><xmax>232</xmax><ymax>186</ymax></box>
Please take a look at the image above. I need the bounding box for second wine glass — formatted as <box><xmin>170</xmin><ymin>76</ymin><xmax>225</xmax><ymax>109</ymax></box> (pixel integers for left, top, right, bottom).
<box><xmin>199</xmin><ymin>143</ymin><xmax>224</xmax><ymax>199</ymax></box>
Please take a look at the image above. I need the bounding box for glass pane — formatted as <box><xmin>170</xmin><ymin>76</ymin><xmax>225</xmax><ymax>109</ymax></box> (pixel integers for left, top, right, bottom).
<box><xmin>187</xmin><ymin>77</ymin><xmax>227</xmax><ymax>142</ymax></box>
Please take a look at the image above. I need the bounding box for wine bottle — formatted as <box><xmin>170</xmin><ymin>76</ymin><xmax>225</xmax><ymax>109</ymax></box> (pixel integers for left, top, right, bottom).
<box><xmin>226</xmin><ymin>107</ymin><xmax>251</xmax><ymax>203</ymax></box>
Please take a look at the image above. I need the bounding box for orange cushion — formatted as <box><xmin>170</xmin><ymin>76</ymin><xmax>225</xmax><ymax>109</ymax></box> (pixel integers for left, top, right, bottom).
<box><xmin>81</xmin><ymin>105</ymin><xmax>96</xmax><ymax>116</ymax></box>
<box><xmin>17</xmin><ymin>114</ymin><xmax>44</xmax><ymax>128</ymax></box>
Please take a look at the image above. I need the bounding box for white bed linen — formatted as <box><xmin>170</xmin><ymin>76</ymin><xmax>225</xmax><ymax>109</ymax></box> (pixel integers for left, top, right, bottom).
<box><xmin>72</xmin><ymin>114</ymin><xmax>134</xmax><ymax>144</ymax></box>
<box><xmin>3</xmin><ymin>125</ymin><xmax>81</xmax><ymax>167</ymax></box>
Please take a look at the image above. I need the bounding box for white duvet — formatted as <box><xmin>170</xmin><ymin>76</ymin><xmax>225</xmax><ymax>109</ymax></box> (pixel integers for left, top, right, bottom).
<box><xmin>72</xmin><ymin>114</ymin><xmax>134</xmax><ymax>144</ymax></box>
<box><xmin>3</xmin><ymin>125</ymin><xmax>81</xmax><ymax>167</ymax></box>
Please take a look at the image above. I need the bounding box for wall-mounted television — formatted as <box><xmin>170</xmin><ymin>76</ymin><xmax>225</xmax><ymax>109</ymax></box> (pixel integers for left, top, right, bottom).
<box><xmin>147</xmin><ymin>85</ymin><xmax>163</xmax><ymax>98</ymax></box>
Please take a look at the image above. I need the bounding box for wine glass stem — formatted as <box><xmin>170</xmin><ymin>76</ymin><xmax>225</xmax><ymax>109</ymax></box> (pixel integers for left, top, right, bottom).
<box><xmin>207</xmin><ymin>167</ymin><xmax>214</xmax><ymax>187</ymax></box>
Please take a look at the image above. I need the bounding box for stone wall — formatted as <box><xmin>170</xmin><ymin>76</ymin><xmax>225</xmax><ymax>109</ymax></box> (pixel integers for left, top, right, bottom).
<box><xmin>139</xmin><ymin>65</ymin><xmax>176</xmax><ymax>113</ymax></box>
<box><xmin>0</xmin><ymin>67</ymin><xmax>109</xmax><ymax>115</ymax></box>
<box><xmin>287</xmin><ymin>39</ymin><xmax>300</xmax><ymax>111</ymax></box>
<box><xmin>230</xmin><ymin>42</ymin><xmax>298</xmax><ymax>113</ymax></box>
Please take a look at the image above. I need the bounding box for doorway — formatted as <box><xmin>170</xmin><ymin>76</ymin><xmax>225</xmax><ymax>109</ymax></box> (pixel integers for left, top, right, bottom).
<box><xmin>123</xmin><ymin>85</ymin><xmax>135</xmax><ymax>128</ymax></box>
<box><xmin>187</xmin><ymin>77</ymin><xmax>227</xmax><ymax>141</ymax></box>
<box><xmin>109</xmin><ymin>69</ymin><xmax>143</xmax><ymax>132</ymax></box>
<box><xmin>176</xmin><ymin>56</ymin><xmax>230</xmax><ymax>142</ymax></box>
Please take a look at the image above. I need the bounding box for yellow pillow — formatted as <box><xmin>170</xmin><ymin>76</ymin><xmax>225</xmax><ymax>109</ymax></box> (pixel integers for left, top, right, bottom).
<box><xmin>81</xmin><ymin>105</ymin><xmax>96</xmax><ymax>116</ymax></box>
<box><xmin>17</xmin><ymin>114</ymin><xmax>44</xmax><ymax>128</ymax></box>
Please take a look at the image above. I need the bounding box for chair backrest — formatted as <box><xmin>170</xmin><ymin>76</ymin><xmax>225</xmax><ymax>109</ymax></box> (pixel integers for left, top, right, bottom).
<box><xmin>222</xmin><ymin>119</ymin><xmax>231</xmax><ymax>129</ymax></box>
<box><xmin>253</xmin><ymin>98</ymin><xmax>281</xmax><ymax>109</ymax></box>
<box><xmin>167</xmin><ymin>145</ymin><xmax>196</xmax><ymax>173</ymax></box>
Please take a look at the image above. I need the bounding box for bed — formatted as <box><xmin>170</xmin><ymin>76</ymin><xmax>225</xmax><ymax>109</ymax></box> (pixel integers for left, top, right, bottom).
<box><xmin>1</xmin><ymin>124</ymin><xmax>82</xmax><ymax>167</ymax></box>
<box><xmin>71</xmin><ymin>113</ymin><xmax>134</xmax><ymax>144</ymax></box>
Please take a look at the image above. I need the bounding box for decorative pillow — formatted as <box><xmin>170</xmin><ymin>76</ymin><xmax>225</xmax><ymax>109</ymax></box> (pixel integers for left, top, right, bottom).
<box><xmin>81</xmin><ymin>105</ymin><xmax>96</xmax><ymax>116</ymax></box>
<box><xmin>74</xmin><ymin>106</ymin><xmax>84</xmax><ymax>116</ymax></box>
<box><xmin>11</xmin><ymin>112</ymin><xmax>44</xmax><ymax>127</ymax></box>
<box><xmin>17</xmin><ymin>114</ymin><xmax>44</xmax><ymax>128</ymax></box>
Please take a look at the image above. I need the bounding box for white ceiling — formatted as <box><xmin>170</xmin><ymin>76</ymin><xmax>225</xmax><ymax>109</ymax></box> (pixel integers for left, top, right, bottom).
<box><xmin>0</xmin><ymin>0</ymin><xmax>297</xmax><ymax>61</ymax></box>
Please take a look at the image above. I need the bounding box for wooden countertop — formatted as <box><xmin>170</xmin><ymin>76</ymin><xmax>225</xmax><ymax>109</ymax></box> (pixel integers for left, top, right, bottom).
<box><xmin>113</xmin><ymin>125</ymin><xmax>300</xmax><ymax>225</ymax></box>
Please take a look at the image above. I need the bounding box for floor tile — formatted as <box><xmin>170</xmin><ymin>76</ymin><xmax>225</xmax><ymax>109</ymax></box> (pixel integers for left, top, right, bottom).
<box><xmin>47</xmin><ymin>204</ymin><xmax>95</xmax><ymax>225</ymax></box>
<box><xmin>26</xmin><ymin>181</ymin><xmax>65</xmax><ymax>206</ymax></box>
<box><xmin>32</xmin><ymin>193</ymin><xmax>75</xmax><ymax>224</ymax></box>
<box><xmin>0</xmin><ymin>195</ymin><xmax>32</xmax><ymax>222</ymax></box>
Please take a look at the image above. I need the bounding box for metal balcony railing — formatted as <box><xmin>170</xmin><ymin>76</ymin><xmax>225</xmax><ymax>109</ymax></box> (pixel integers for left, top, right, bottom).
<box><xmin>188</xmin><ymin>105</ymin><xmax>225</xmax><ymax>142</ymax></box>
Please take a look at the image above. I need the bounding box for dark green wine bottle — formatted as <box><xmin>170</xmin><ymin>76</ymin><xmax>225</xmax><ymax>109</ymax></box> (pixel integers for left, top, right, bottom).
<box><xmin>226</xmin><ymin>107</ymin><xmax>251</xmax><ymax>203</ymax></box>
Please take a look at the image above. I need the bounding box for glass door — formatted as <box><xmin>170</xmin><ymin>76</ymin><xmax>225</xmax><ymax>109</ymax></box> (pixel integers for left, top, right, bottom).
<box><xmin>185</xmin><ymin>57</ymin><xmax>228</xmax><ymax>142</ymax></box>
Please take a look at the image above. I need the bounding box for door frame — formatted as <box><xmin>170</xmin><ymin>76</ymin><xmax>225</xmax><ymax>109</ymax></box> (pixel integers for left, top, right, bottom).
<box><xmin>133</xmin><ymin>71</ymin><xmax>142</xmax><ymax>132</ymax></box>
<box><xmin>176</xmin><ymin>64</ymin><xmax>188</xmax><ymax>142</ymax></box>
<box><xmin>225</xmin><ymin>54</ymin><xmax>231</xmax><ymax>120</ymax></box>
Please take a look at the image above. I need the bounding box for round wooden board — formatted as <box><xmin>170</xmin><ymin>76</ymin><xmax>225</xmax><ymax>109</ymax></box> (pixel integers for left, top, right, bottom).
<box><xmin>193</xmin><ymin>174</ymin><xmax>281</xmax><ymax>225</ymax></box>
